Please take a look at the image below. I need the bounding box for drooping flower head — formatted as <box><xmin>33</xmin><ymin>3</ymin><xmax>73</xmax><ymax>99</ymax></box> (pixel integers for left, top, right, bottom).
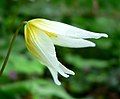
<box><xmin>24</xmin><ymin>18</ymin><xmax>108</xmax><ymax>85</ymax></box>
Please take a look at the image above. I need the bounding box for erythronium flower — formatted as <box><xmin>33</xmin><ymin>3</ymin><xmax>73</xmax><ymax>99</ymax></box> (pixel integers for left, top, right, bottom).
<box><xmin>24</xmin><ymin>18</ymin><xmax>108</xmax><ymax>85</ymax></box>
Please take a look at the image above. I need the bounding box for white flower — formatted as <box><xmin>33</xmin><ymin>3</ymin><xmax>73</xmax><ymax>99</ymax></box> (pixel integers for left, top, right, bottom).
<box><xmin>24</xmin><ymin>18</ymin><xmax>108</xmax><ymax>85</ymax></box>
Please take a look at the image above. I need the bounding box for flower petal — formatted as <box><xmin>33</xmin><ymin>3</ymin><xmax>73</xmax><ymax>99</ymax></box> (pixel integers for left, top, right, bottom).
<box><xmin>48</xmin><ymin>66</ymin><xmax>61</xmax><ymax>85</ymax></box>
<box><xmin>28</xmin><ymin>19</ymin><xmax>108</xmax><ymax>39</ymax></box>
<box><xmin>25</xmin><ymin>23</ymin><xmax>70</xmax><ymax>84</ymax></box>
<box><xmin>50</xmin><ymin>34</ymin><xmax>95</xmax><ymax>48</ymax></box>
<box><xmin>59</xmin><ymin>62</ymin><xmax>75</xmax><ymax>75</ymax></box>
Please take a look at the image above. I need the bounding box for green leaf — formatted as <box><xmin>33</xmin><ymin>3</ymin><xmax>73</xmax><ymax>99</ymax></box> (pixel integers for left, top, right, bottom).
<box><xmin>4</xmin><ymin>53</ymin><xmax>45</xmax><ymax>75</ymax></box>
<box><xmin>65</xmin><ymin>54</ymin><xmax>108</xmax><ymax>69</ymax></box>
<box><xmin>0</xmin><ymin>79</ymin><xmax>73</xmax><ymax>99</ymax></box>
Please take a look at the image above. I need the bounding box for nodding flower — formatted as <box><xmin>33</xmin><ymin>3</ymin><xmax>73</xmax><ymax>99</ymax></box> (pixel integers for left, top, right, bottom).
<box><xmin>24</xmin><ymin>18</ymin><xmax>108</xmax><ymax>85</ymax></box>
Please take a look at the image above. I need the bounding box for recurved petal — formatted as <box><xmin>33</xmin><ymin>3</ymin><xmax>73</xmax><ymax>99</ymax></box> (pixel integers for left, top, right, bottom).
<box><xmin>25</xmin><ymin>23</ymin><xmax>70</xmax><ymax>84</ymax></box>
<box><xmin>28</xmin><ymin>19</ymin><xmax>108</xmax><ymax>39</ymax></box>
<box><xmin>50</xmin><ymin>34</ymin><xmax>96</xmax><ymax>48</ymax></box>
<box><xmin>59</xmin><ymin>62</ymin><xmax>75</xmax><ymax>75</ymax></box>
<box><xmin>48</xmin><ymin>66</ymin><xmax>61</xmax><ymax>85</ymax></box>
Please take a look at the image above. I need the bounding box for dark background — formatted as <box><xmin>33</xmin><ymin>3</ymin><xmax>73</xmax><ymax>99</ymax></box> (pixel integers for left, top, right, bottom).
<box><xmin>0</xmin><ymin>0</ymin><xmax>120</xmax><ymax>99</ymax></box>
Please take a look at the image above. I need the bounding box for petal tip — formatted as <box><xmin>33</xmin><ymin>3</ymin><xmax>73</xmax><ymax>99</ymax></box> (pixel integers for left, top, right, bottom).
<box><xmin>70</xmin><ymin>71</ymin><xmax>75</xmax><ymax>75</ymax></box>
<box><xmin>56</xmin><ymin>82</ymin><xmax>61</xmax><ymax>85</ymax></box>
<box><xmin>54</xmin><ymin>78</ymin><xmax>61</xmax><ymax>85</ymax></box>
<box><xmin>88</xmin><ymin>42</ymin><xmax>96</xmax><ymax>47</ymax></box>
<box><xmin>72</xmin><ymin>72</ymin><xmax>75</xmax><ymax>75</ymax></box>
<box><xmin>96</xmin><ymin>33</ymin><xmax>108</xmax><ymax>39</ymax></box>
<box><xmin>65</xmin><ymin>74</ymin><xmax>69</xmax><ymax>78</ymax></box>
<box><xmin>99</xmin><ymin>33</ymin><xmax>108</xmax><ymax>38</ymax></box>
<box><xmin>91</xmin><ymin>43</ymin><xmax>96</xmax><ymax>47</ymax></box>
<box><xmin>103</xmin><ymin>34</ymin><xmax>108</xmax><ymax>38</ymax></box>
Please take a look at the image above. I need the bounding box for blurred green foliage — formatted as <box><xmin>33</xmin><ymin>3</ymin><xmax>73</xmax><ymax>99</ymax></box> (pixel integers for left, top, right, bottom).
<box><xmin>0</xmin><ymin>0</ymin><xmax>120</xmax><ymax>99</ymax></box>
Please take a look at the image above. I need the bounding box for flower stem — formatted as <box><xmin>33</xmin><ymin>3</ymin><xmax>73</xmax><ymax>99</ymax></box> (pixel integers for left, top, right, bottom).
<box><xmin>0</xmin><ymin>21</ymin><xmax>26</xmax><ymax>76</ymax></box>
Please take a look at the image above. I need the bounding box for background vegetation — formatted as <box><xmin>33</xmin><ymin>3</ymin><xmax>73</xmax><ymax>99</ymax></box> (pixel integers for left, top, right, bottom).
<box><xmin>0</xmin><ymin>0</ymin><xmax>120</xmax><ymax>99</ymax></box>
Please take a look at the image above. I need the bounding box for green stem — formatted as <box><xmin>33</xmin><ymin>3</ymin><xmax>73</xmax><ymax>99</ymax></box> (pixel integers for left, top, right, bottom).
<box><xmin>0</xmin><ymin>21</ymin><xmax>26</xmax><ymax>76</ymax></box>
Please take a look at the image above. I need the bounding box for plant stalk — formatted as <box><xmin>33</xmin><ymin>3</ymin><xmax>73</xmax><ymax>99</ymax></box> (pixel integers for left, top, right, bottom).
<box><xmin>0</xmin><ymin>21</ymin><xmax>26</xmax><ymax>76</ymax></box>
